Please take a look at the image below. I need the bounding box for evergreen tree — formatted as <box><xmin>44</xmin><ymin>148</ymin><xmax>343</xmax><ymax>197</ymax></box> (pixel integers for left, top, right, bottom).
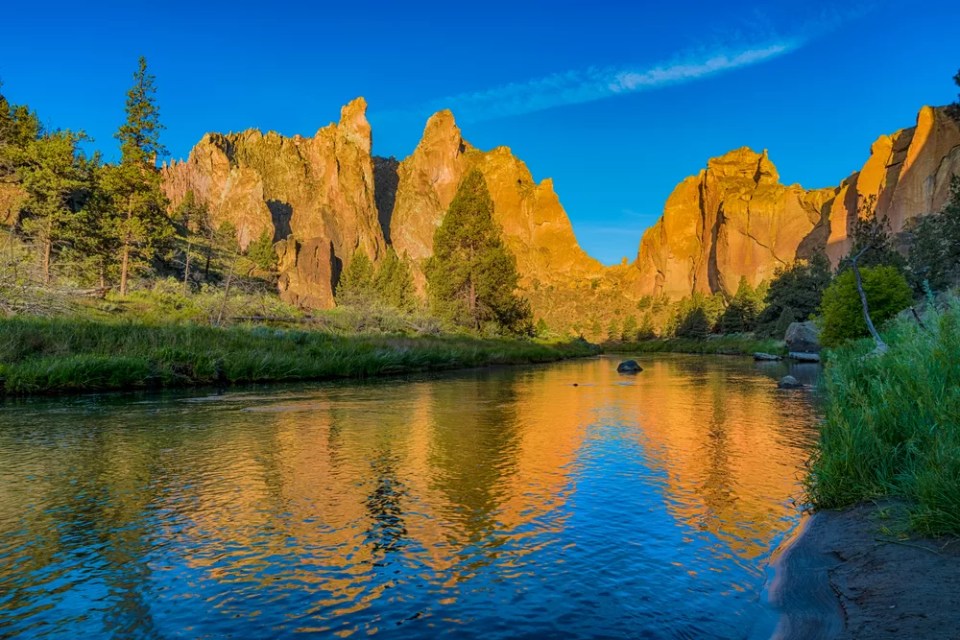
<box><xmin>675</xmin><ymin>306</ymin><xmax>710</xmax><ymax>339</ymax></box>
<box><xmin>102</xmin><ymin>57</ymin><xmax>171</xmax><ymax>296</ymax></box>
<box><xmin>606</xmin><ymin>317</ymin><xmax>620</xmax><ymax>343</ymax></box>
<box><xmin>908</xmin><ymin>176</ymin><xmax>960</xmax><ymax>291</ymax></box>
<box><xmin>426</xmin><ymin>170</ymin><xmax>532</xmax><ymax>334</ymax></box>
<box><xmin>756</xmin><ymin>252</ymin><xmax>833</xmax><ymax>334</ymax></box>
<box><xmin>621</xmin><ymin>315</ymin><xmax>638</xmax><ymax>342</ymax></box>
<box><xmin>946</xmin><ymin>68</ymin><xmax>960</xmax><ymax>123</ymax></box>
<box><xmin>837</xmin><ymin>209</ymin><xmax>906</xmax><ymax>274</ymax></box>
<box><xmin>336</xmin><ymin>249</ymin><xmax>376</xmax><ymax>305</ymax></box>
<box><xmin>718</xmin><ymin>277</ymin><xmax>762</xmax><ymax>334</ymax></box>
<box><xmin>535</xmin><ymin>317</ymin><xmax>549</xmax><ymax>337</ymax></box>
<box><xmin>172</xmin><ymin>191</ymin><xmax>214</xmax><ymax>289</ymax></box>
<box><xmin>16</xmin><ymin>130</ymin><xmax>92</xmax><ymax>284</ymax></box>
<box><xmin>637</xmin><ymin>313</ymin><xmax>656</xmax><ymax>340</ymax></box>
<box><xmin>247</xmin><ymin>228</ymin><xmax>277</xmax><ymax>272</ymax></box>
<box><xmin>0</xmin><ymin>84</ymin><xmax>40</xmax><ymax>176</ymax></box>
<box><xmin>374</xmin><ymin>247</ymin><xmax>416</xmax><ymax>311</ymax></box>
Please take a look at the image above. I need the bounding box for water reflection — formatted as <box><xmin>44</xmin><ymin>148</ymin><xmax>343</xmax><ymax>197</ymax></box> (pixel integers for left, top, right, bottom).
<box><xmin>0</xmin><ymin>355</ymin><xmax>819</xmax><ymax>639</ymax></box>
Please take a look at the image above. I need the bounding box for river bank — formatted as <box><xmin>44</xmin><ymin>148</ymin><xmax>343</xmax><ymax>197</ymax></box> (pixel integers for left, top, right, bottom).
<box><xmin>611</xmin><ymin>334</ymin><xmax>786</xmax><ymax>356</ymax></box>
<box><xmin>0</xmin><ymin>316</ymin><xmax>599</xmax><ymax>395</ymax></box>
<box><xmin>769</xmin><ymin>502</ymin><xmax>960</xmax><ymax>639</ymax></box>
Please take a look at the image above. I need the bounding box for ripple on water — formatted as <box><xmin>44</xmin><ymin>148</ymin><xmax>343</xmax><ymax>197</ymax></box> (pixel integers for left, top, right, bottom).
<box><xmin>0</xmin><ymin>355</ymin><xmax>820</xmax><ymax>639</ymax></box>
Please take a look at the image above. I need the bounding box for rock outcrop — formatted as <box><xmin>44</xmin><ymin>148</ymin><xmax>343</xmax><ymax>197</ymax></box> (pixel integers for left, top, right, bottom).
<box><xmin>825</xmin><ymin>106</ymin><xmax>960</xmax><ymax>263</ymax></box>
<box><xmin>161</xmin><ymin>98</ymin><xmax>385</xmax><ymax>308</ymax></box>
<box><xmin>632</xmin><ymin>148</ymin><xmax>836</xmax><ymax>299</ymax></box>
<box><xmin>160</xmin><ymin>101</ymin><xmax>959</xmax><ymax>334</ymax></box>
<box><xmin>629</xmin><ymin>106</ymin><xmax>960</xmax><ymax>298</ymax></box>
<box><xmin>389</xmin><ymin>110</ymin><xmax>605</xmax><ymax>293</ymax></box>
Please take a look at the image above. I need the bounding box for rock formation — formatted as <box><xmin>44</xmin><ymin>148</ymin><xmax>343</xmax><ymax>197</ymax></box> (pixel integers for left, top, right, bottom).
<box><xmin>631</xmin><ymin>148</ymin><xmax>836</xmax><ymax>299</ymax></box>
<box><xmin>629</xmin><ymin>106</ymin><xmax>960</xmax><ymax>298</ymax></box>
<box><xmin>825</xmin><ymin>106</ymin><xmax>960</xmax><ymax>263</ymax></box>
<box><xmin>389</xmin><ymin>110</ymin><xmax>604</xmax><ymax>293</ymax></box>
<box><xmin>160</xmin><ymin>101</ymin><xmax>960</xmax><ymax>333</ymax></box>
<box><xmin>161</xmin><ymin>98</ymin><xmax>385</xmax><ymax>308</ymax></box>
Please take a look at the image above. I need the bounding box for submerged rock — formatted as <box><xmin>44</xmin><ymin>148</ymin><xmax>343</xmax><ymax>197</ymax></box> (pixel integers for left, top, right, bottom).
<box><xmin>777</xmin><ymin>375</ymin><xmax>803</xmax><ymax>389</ymax></box>
<box><xmin>617</xmin><ymin>360</ymin><xmax>643</xmax><ymax>374</ymax></box>
<box><xmin>753</xmin><ymin>352</ymin><xmax>782</xmax><ymax>361</ymax></box>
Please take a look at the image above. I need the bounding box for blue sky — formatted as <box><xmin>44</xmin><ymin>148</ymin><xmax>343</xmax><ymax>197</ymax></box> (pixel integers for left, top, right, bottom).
<box><xmin>2</xmin><ymin>0</ymin><xmax>958</xmax><ymax>264</ymax></box>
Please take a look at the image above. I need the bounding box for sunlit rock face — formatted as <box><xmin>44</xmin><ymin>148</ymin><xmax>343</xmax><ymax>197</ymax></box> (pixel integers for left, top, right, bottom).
<box><xmin>161</xmin><ymin>97</ymin><xmax>385</xmax><ymax>308</ymax></box>
<box><xmin>389</xmin><ymin>110</ymin><xmax>605</xmax><ymax>293</ymax></box>
<box><xmin>825</xmin><ymin>106</ymin><xmax>960</xmax><ymax>264</ymax></box>
<box><xmin>632</xmin><ymin>148</ymin><xmax>836</xmax><ymax>299</ymax></box>
<box><xmin>160</xmin><ymin>101</ymin><xmax>960</xmax><ymax>322</ymax></box>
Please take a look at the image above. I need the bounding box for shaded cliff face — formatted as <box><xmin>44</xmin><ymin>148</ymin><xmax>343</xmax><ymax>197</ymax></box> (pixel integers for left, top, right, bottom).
<box><xmin>825</xmin><ymin>106</ymin><xmax>960</xmax><ymax>264</ymax></box>
<box><xmin>633</xmin><ymin>148</ymin><xmax>836</xmax><ymax>299</ymax></box>
<box><xmin>161</xmin><ymin>98</ymin><xmax>385</xmax><ymax>308</ymax></box>
<box><xmin>390</xmin><ymin>111</ymin><xmax>604</xmax><ymax>292</ymax></box>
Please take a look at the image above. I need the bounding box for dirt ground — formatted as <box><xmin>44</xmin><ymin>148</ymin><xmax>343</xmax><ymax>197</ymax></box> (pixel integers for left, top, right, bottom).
<box><xmin>767</xmin><ymin>502</ymin><xmax>960</xmax><ymax>639</ymax></box>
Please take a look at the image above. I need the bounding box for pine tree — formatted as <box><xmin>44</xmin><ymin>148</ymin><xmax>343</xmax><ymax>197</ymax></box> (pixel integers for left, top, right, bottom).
<box><xmin>621</xmin><ymin>315</ymin><xmax>638</xmax><ymax>342</ymax></box>
<box><xmin>374</xmin><ymin>247</ymin><xmax>416</xmax><ymax>311</ymax></box>
<box><xmin>103</xmin><ymin>57</ymin><xmax>171</xmax><ymax>296</ymax></box>
<box><xmin>336</xmin><ymin>249</ymin><xmax>376</xmax><ymax>305</ymax></box>
<box><xmin>247</xmin><ymin>228</ymin><xmax>277</xmax><ymax>272</ymax></box>
<box><xmin>718</xmin><ymin>277</ymin><xmax>762</xmax><ymax>334</ymax></box>
<box><xmin>606</xmin><ymin>317</ymin><xmax>621</xmax><ymax>343</ymax></box>
<box><xmin>425</xmin><ymin>170</ymin><xmax>531</xmax><ymax>334</ymax></box>
<box><xmin>946</xmin><ymin>68</ymin><xmax>960</xmax><ymax>123</ymax></box>
<box><xmin>16</xmin><ymin>130</ymin><xmax>92</xmax><ymax>284</ymax></box>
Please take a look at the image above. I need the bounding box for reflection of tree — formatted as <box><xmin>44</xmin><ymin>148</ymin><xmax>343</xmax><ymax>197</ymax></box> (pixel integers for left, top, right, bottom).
<box><xmin>364</xmin><ymin>448</ymin><xmax>407</xmax><ymax>559</ymax></box>
<box><xmin>699</xmin><ymin>374</ymin><xmax>733</xmax><ymax>527</ymax></box>
<box><xmin>0</xmin><ymin>419</ymin><xmax>168</xmax><ymax>637</ymax></box>
<box><xmin>427</xmin><ymin>373</ymin><xmax>523</xmax><ymax>541</ymax></box>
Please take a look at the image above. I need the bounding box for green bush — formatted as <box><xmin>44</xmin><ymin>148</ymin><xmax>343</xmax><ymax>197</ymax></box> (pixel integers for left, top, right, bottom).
<box><xmin>819</xmin><ymin>265</ymin><xmax>913</xmax><ymax>348</ymax></box>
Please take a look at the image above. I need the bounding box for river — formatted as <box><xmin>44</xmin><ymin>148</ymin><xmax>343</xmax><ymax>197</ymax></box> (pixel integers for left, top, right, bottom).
<box><xmin>0</xmin><ymin>355</ymin><xmax>821</xmax><ymax>639</ymax></box>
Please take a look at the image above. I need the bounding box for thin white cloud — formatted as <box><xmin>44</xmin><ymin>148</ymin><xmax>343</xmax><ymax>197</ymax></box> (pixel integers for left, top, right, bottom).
<box><xmin>424</xmin><ymin>39</ymin><xmax>800</xmax><ymax>123</ymax></box>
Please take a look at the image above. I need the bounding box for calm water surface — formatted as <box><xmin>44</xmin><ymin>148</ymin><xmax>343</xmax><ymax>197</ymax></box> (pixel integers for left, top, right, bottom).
<box><xmin>0</xmin><ymin>355</ymin><xmax>821</xmax><ymax>639</ymax></box>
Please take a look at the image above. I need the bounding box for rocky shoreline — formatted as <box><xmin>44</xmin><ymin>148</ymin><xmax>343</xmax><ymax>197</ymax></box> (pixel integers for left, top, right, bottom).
<box><xmin>767</xmin><ymin>503</ymin><xmax>960</xmax><ymax>639</ymax></box>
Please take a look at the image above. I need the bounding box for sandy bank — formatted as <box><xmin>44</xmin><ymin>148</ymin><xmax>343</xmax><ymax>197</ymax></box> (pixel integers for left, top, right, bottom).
<box><xmin>768</xmin><ymin>503</ymin><xmax>960</xmax><ymax>639</ymax></box>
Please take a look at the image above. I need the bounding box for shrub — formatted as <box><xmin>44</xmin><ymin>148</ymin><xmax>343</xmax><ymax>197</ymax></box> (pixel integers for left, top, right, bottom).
<box><xmin>819</xmin><ymin>265</ymin><xmax>913</xmax><ymax>348</ymax></box>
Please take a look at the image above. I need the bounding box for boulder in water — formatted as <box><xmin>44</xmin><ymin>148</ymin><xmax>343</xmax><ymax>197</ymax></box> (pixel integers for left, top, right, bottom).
<box><xmin>753</xmin><ymin>352</ymin><xmax>782</xmax><ymax>361</ymax></box>
<box><xmin>777</xmin><ymin>375</ymin><xmax>803</xmax><ymax>389</ymax></box>
<box><xmin>788</xmin><ymin>352</ymin><xmax>821</xmax><ymax>363</ymax></box>
<box><xmin>617</xmin><ymin>359</ymin><xmax>643</xmax><ymax>374</ymax></box>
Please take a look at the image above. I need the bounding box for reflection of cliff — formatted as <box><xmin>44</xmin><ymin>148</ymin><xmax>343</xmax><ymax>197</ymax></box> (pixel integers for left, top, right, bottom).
<box><xmin>0</xmin><ymin>358</ymin><xmax>821</xmax><ymax>634</ymax></box>
<box><xmin>615</xmin><ymin>359</ymin><xmax>819</xmax><ymax>558</ymax></box>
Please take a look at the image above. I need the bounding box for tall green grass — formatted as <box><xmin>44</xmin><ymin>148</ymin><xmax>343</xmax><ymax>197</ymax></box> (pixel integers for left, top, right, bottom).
<box><xmin>807</xmin><ymin>299</ymin><xmax>960</xmax><ymax>534</ymax></box>
<box><xmin>0</xmin><ymin>317</ymin><xmax>599</xmax><ymax>395</ymax></box>
<box><xmin>612</xmin><ymin>334</ymin><xmax>786</xmax><ymax>356</ymax></box>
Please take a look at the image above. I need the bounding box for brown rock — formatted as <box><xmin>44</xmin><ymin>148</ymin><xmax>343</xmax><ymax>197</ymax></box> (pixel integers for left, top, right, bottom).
<box><xmin>162</xmin><ymin>97</ymin><xmax>385</xmax><ymax>307</ymax></box>
<box><xmin>632</xmin><ymin>148</ymin><xmax>835</xmax><ymax>299</ymax></box>
<box><xmin>826</xmin><ymin>106</ymin><xmax>960</xmax><ymax>264</ymax></box>
<box><xmin>390</xmin><ymin>110</ymin><xmax>604</xmax><ymax>296</ymax></box>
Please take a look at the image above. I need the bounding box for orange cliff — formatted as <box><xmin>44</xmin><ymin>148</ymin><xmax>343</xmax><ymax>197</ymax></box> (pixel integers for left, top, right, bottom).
<box><xmin>161</xmin><ymin>97</ymin><xmax>385</xmax><ymax>309</ymax></box>
<box><xmin>160</xmin><ymin>103</ymin><xmax>960</xmax><ymax>327</ymax></box>
<box><xmin>388</xmin><ymin>109</ymin><xmax>605</xmax><ymax>294</ymax></box>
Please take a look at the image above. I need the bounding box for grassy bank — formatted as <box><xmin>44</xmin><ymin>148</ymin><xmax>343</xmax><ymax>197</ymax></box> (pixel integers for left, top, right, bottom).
<box><xmin>807</xmin><ymin>299</ymin><xmax>960</xmax><ymax>534</ymax></box>
<box><xmin>610</xmin><ymin>334</ymin><xmax>786</xmax><ymax>356</ymax></box>
<box><xmin>0</xmin><ymin>317</ymin><xmax>599</xmax><ymax>395</ymax></box>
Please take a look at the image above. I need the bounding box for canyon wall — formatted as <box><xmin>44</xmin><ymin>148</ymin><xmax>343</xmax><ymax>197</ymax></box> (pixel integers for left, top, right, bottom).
<box><xmin>161</xmin><ymin>98</ymin><xmax>385</xmax><ymax>308</ymax></box>
<box><xmin>161</xmin><ymin>102</ymin><xmax>960</xmax><ymax>328</ymax></box>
